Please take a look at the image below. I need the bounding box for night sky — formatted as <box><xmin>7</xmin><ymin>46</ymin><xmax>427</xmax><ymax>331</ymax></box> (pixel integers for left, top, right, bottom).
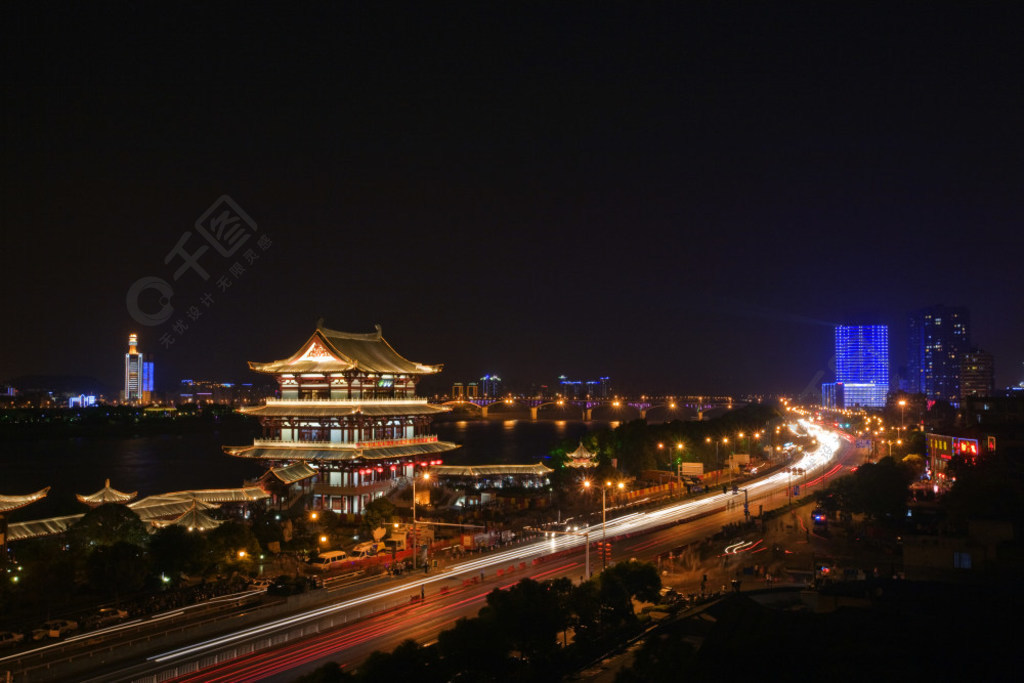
<box><xmin>3</xmin><ymin>5</ymin><xmax>1023</xmax><ymax>397</ymax></box>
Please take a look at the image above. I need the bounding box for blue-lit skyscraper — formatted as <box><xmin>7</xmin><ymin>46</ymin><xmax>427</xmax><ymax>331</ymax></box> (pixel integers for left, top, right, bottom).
<box><xmin>832</xmin><ymin>325</ymin><xmax>889</xmax><ymax>408</ymax></box>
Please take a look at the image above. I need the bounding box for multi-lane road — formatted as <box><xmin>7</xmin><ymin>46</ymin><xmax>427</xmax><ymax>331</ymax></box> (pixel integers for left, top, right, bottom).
<box><xmin>3</xmin><ymin>421</ymin><xmax>852</xmax><ymax>682</ymax></box>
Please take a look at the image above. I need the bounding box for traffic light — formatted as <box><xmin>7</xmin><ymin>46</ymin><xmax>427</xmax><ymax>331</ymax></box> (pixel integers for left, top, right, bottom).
<box><xmin>600</xmin><ymin>542</ymin><xmax>613</xmax><ymax>562</ymax></box>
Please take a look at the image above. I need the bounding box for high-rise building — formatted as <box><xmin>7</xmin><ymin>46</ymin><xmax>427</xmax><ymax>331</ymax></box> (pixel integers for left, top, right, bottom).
<box><xmin>124</xmin><ymin>334</ymin><xmax>144</xmax><ymax>402</ymax></box>
<box><xmin>960</xmin><ymin>349</ymin><xmax>995</xmax><ymax>398</ymax></box>
<box><xmin>907</xmin><ymin>305</ymin><xmax>970</xmax><ymax>403</ymax></box>
<box><xmin>123</xmin><ymin>334</ymin><xmax>154</xmax><ymax>403</ymax></box>
<box><xmin>828</xmin><ymin>325</ymin><xmax>889</xmax><ymax>408</ymax></box>
<box><xmin>479</xmin><ymin>374</ymin><xmax>503</xmax><ymax>398</ymax></box>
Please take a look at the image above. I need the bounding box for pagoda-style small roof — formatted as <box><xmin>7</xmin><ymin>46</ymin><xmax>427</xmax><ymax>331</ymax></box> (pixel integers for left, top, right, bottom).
<box><xmin>0</xmin><ymin>487</ymin><xmax>50</xmax><ymax>513</ymax></box>
<box><xmin>225</xmin><ymin>440</ymin><xmax>458</xmax><ymax>462</ymax></box>
<box><xmin>249</xmin><ymin>323</ymin><xmax>443</xmax><ymax>376</ymax></box>
<box><xmin>76</xmin><ymin>479</ymin><xmax>138</xmax><ymax>506</ymax></box>
<box><xmin>149</xmin><ymin>501</ymin><xmax>223</xmax><ymax>531</ymax></box>
<box><xmin>565</xmin><ymin>441</ymin><xmax>597</xmax><ymax>468</ymax></box>
<box><xmin>262</xmin><ymin>462</ymin><xmax>318</xmax><ymax>485</ymax></box>
<box><xmin>427</xmin><ymin>463</ymin><xmax>553</xmax><ymax>477</ymax></box>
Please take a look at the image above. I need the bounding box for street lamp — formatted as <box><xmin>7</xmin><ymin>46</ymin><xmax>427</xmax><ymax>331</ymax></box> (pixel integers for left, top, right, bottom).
<box><xmin>675</xmin><ymin>442</ymin><xmax>684</xmax><ymax>488</ymax></box>
<box><xmin>412</xmin><ymin>469</ymin><xmax>430</xmax><ymax>569</ymax></box>
<box><xmin>706</xmin><ymin>436</ymin><xmax>727</xmax><ymax>483</ymax></box>
<box><xmin>898</xmin><ymin>398</ymin><xmax>907</xmax><ymax>438</ymax></box>
<box><xmin>657</xmin><ymin>442</ymin><xmax>685</xmax><ymax>490</ymax></box>
<box><xmin>583</xmin><ymin>479</ymin><xmax>624</xmax><ymax>569</ymax></box>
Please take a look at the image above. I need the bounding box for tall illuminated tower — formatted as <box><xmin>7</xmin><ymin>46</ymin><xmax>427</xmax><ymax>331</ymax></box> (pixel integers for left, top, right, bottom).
<box><xmin>834</xmin><ymin>325</ymin><xmax>889</xmax><ymax>408</ymax></box>
<box><xmin>124</xmin><ymin>333</ymin><xmax>145</xmax><ymax>403</ymax></box>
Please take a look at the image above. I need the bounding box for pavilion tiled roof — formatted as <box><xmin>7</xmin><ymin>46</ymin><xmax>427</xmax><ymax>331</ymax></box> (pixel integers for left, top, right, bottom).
<box><xmin>224</xmin><ymin>440</ymin><xmax>458</xmax><ymax>462</ymax></box>
<box><xmin>240</xmin><ymin>402</ymin><xmax>449</xmax><ymax>418</ymax></box>
<box><xmin>0</xmin><ymin>487</ymin><xmax>49</xmax><ymax>513</ymax></box>
<box><xmin>149</xmin><ymin>502</ymin><xmax>224</xmax><ymax>531</ymax></box>
<box><xmin>427</xmin><ymin>463</ymin><xmax>553</xmax><ymax>477</ymax></box>
<box><xmin>263</xmin><ymin>462</ymin><xmax>318</xmax><ymax>485</ymax></box>
<box><xmin>76</xmin><ymin>479</ymin><xmax>138</xmax><ymax>506</ymax></box>
<box><xmin>4</xmin><ymin>487</ymin><xmax>269</xmax><ymax>542</ymax></box>
<box><xmin>249</xmin><ymin>323</ymin><xmax>443</xmax><ymax>375</ymax></box>
<box><xmin>565</xmin><ymin>441</ymin><xmax>597</xmax><ymax>468</ymax></box>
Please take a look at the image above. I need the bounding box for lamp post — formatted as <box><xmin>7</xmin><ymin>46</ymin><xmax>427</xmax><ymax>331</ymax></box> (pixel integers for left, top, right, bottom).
<box><xmin>675</xmin><ymin>442</ymin><xmax>684</xmax><ymax>489</ymax></box>
<box><xmin>412</xmin><ymin>469</ymin><xmax>430</xmax><ymax>569</ymax></box>
<box><xmin>705</xmin><ymin>436</ymin><xmax>728</xmax><ymax>483</ymax></box>
<box><xmin>584</xmin><ymin>479</ymin><xmax>624</xmax><ymax>569</ymax></box>
<box><xmin>898</xmin><ymin>398</ymin><xmax>907</xmax><ymax>440</ymax></box>
<box><xmin>657</xmin><ymin>442</ymin><xmax>685</xmax><ymax>491</ymax></box>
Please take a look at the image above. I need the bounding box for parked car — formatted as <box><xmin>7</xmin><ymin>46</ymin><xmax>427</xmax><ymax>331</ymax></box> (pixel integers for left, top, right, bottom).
<box><xmin>95</xmin><ymin>607</ymin><xmax>128</xmax><ymax>627</ymax></box>
<box><xmin>0</xmin><ymin>631</ymin><xmax>24</xmax><ymax>647</ymax></box>
<box><xmin>308</xmin><ymin>550</ymin><xmax>348</xmax><ymax>571</ymax></box>
<box><xmin>351</xmin><ymin>541</ymin><xmax>386</xmax><ymax>559</ymax></box>
<box><xmin>249</xmin><ymin>577</ymin><xmax>273</xmax><ymax>590</ymax></box>
<box><xmin>44</xmin><ymin>619</ymin><xmax>78</xmax><ymax>638</ymax></box>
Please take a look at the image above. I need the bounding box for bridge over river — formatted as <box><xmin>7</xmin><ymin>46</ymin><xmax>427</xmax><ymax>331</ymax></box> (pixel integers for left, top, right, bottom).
<box><xmin>435</xmin><ymin>395</ymin><xmax>737</xmax><ymax>421</ymax></box>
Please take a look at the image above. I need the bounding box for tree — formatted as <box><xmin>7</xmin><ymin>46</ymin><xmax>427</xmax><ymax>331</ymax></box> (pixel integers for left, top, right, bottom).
<box><xmin>485</xmin><ymin>579</ymin><xmax>568</xmax><ymax>667</ymax></box>
<box><xmin>16</xmin><ymin>537</ymin><xmax>76</xmax><ymax>612</ymax></box>
<box><xmin>204</xmin><ymin>521</ymin><xmax>260</xmax><ymax>574</ymax></box>
<box><xmin>820</xmin><ymin>456</ymin><xmax>913</xmax><ymax>522</ymax></box>
<box><xmin>615</xmin><ymin>628</ymin><xmax>695</xmax><ymax>683</ymax></box>
<box><xmin>87</xmin><ymin>540</ymin><xmax>150</xmax><ymax>598</ymax></box>
<box><xmin>150</xmin><ymin>525</ymin><xmax>208</xmax><ymax>576</ymax></box>
<box><xmin>294</xmin><ymin>662</ymin><xmax>354</xmax><ymax>683</ymax></box>
<box><xmin>436</xmin><ymin>613</ymin><xmax>507</xmax><ymax>680</ymax></box>
<box><xmin>598</xmin><ymin>560</ymin><xmax>661</xmax><ymax>625</ymax></box>
<box><xmin>67</xmin><ymin>503</ymin><xmax>149</xmax><ymax>552</ymax></box>
<box><xmin>354</xmin><ymin>640</ymin><xmax>442</xmax><ymax>683</ymax></box>
<box><xmin>360</xmin><ymin>497</ymin><xmax>396</xmax><ymax>539</ymax></box>
<box><xmin>941</xmin><ymin>448</ymin><xmax>1024</xmax><ymax>525</ymax></box>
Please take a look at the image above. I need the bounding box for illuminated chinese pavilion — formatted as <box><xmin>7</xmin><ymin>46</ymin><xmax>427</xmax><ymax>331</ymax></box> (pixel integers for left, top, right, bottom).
<box><xmin>224</xmin><ymin>322</ymin><xmax>457</xmax><ymax>515</ymax></box>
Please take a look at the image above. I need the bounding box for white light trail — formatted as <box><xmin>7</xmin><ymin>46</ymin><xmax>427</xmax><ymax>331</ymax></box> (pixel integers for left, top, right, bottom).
<box><xmin>149</xmin><ymin>422</ymin><xmax>843</xmax><ymax>664</ymax></box>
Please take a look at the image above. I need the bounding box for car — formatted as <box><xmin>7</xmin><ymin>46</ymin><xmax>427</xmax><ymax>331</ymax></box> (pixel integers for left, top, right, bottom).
<box><xmin>95</xmin><ymin>607</ymin><xmax>128</xmax><ymax>627</ymax></box>
<box><xmin>43</xmin><ymin>619</ymin><xmax>78</xmax><ymax>638</ymax></box>
<box><xmin>249</xmin><ymin>577</ymin><xmax>273</xmax><ymax>590</ymax></box>
<box><xmin>352</xmin><ymin>541</ymin><xmax>385</xmax><ymax>557</ymax></box>
<box><xmin>0</xmin><ymin>631</ymin><xmax>24</xmax><ymax>647</ymax></box>
<box><xmin>309</xmin><ymin>550</ymin><xmax>349</xmax><ymax>571</ymax></box>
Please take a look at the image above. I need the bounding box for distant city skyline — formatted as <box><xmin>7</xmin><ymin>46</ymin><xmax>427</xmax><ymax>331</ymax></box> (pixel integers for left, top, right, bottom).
<box><xmin>3</xmin><ymin>5</ymin><xmax>1022</xmax><ymax>397</ymax></box>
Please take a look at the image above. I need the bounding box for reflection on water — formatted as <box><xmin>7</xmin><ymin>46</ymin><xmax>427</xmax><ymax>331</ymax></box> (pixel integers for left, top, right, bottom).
<box><xmin>0</xmin><ymin>419</ymin><xmax>612</xmax><ymax>519</ymax></box>
<box><xmin>0</xmin><ymin>426</ymin><xmax>264</xmax><ymax>519</ymax></box>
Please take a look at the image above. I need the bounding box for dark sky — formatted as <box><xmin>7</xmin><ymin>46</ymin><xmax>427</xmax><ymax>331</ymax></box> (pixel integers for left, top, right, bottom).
<box><xmin>2</xmin><ymin>5</ymin><xmax>1022</xmax><ymax>396</ymax></box>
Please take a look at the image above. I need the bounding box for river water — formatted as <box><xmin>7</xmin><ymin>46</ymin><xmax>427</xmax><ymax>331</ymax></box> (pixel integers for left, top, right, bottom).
<box><xmin>0</xmin><ymin>419</ymin><xmax>614</xmax><ymax>520</ymax></box>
